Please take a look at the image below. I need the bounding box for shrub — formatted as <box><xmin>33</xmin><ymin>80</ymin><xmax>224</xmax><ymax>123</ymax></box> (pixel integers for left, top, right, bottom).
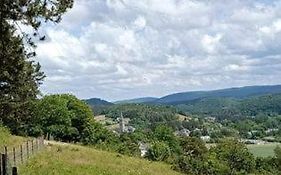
<box><xmin>146</xmin><ymin>141</ymin><xmax>171</xmax><ymax>161</ymax></box>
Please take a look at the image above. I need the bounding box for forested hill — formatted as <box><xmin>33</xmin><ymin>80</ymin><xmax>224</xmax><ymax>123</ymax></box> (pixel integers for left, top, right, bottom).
<box><xmin>102</xmin><ymin>104</ymin><xmax>178</xmax><ymax>129</ymax></box>
<box><xmin>84</xmin><ymin>98</ymin><xmax>113</xmax><ymax>106</ymax></box>
<box><xmin>114</xmin><ymin>97</ymin><xmax>158</xmax><ymax>104</ymax></box>
<box><xmin>176</xmin><ymin>93</ymin><xmax>281</xmax><ymax>120</ymax></box>
<box><xmin>154</xmin><ymin>85</ymin><xmax>281</xmax><ymax>105</ymax></box>
<box><xmin>108</xmin><ymin>85</ymin><xmax>281</xmax><ymax>105</ymax></box>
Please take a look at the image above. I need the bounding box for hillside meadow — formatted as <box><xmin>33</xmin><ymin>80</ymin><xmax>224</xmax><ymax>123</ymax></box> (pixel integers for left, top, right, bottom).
<box><xmin>0</xmin><ymin>126</ymin><xmax>27</xmax><ymax>150</ymax></box>
<box><xmin>248</xmin><ymin>143</ymin><xmax>281</xmax><ymax>157</ymax></box>
<box><xmin>19</xmin><ymin>143</ymin><xmax>182</xmax><ymax>175</ymax></box>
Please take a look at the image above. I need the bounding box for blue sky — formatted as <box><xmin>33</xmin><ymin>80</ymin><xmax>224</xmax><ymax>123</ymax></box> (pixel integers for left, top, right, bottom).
<box><xmin>34</xmin><ymin>0</ymin><xmax>281</xmax><ymax>101</ymax></box>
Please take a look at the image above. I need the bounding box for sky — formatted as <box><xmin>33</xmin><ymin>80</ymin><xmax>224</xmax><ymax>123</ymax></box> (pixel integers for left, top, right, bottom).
<box><xmin>34</xmin><ymin>0</ymin><xmax>281</xmax><ymax>101</ymax></box>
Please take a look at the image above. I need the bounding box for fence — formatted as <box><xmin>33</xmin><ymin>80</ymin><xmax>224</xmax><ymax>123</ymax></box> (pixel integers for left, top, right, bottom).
<box><xmin>0</xmin><ymin>137</ymin><xmax>45</xmax><ymax>175</ymax></box>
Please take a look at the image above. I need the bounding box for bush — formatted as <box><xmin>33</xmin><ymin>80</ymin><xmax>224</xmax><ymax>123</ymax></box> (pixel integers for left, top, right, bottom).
<box><xmin>210</xmin><ymin>139</ymin><xmax>255</xmax><ymax>174</ymax></box>
<box><xmin>146</xmin><ymin>141</ymin><xmax>171</xmax><ymax>161</ymax></box>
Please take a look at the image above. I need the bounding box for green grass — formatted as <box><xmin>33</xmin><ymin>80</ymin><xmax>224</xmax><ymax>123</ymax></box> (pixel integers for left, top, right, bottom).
<box><xmin>247</xmin><ymin>143</ymin><xmax>281</xmax><ymax>157</ymax></box>
<box><xmin>0</xmin><ymin>126</ymin><xmax>26</xmax><ymax>151</ymax></box>
<box><xmin>19</xmin><ymin>143</ymin><xmax>182</xmax><ymax>175</ymax></box>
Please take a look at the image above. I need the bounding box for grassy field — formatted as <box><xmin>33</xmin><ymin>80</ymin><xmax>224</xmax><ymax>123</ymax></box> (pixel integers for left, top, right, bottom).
<box><xmin>19</xmin><ymin>143</ymin><xmax>182</xmax><ymax>175</ymax></box>
<box><xmin>247</xmin><ymin>143</ymin><xmax>281</xmax><ymax>157</ymax></box>
<box><xmin>0</xmin><ymin>126</ymin><xmax>27</xmax><ymax>151</ymax></box>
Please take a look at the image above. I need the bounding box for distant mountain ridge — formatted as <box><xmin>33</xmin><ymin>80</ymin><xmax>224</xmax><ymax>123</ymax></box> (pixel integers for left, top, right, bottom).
<box><xmin>114</xmin><ymin>97</ymin><xmax>158</xmax><ymax>104</ymax></box>
<box><xmin>85</xmin><ymin>85</ymin><xmax>281</xmax><ymax>105</ymax></box>
<box><xmin>154</xmin><ymin>85</ymin><xmax>281</xmax><ymax>105</ymax></box>
<box><xmin>84</xmin><ymin>98</ymin><xmax>113</xmax><ymax>106</ymax></box>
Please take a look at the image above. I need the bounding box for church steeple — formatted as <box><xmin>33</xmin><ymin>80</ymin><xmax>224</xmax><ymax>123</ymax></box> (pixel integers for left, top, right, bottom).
<box><xmin>119</xmin><ymin>112</ymin><xmax>125</xmax><ymax>133</ymax></box>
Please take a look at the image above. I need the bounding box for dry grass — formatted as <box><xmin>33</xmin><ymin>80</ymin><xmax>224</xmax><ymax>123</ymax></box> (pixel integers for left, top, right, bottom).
<box><xmin>19</xmin><ymin>143</ymin><xmax>182</xmax><ymax>175</ymax></box>
<box><xmin>94</xmin><ymin>115</ymin><xmax>107</xmax><ymax>121</ymax></box>
<box><xmin>176</xmin><ymin>114</ymin><xmax>191</xmax><ymax>121</ymax></box>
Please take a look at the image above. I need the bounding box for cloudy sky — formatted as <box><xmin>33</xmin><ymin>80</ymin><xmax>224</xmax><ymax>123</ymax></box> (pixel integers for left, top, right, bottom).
<box><xmin>34</xmin><ymin>0</ymin><xmax>281</xmax><ymax>101</ymax></box>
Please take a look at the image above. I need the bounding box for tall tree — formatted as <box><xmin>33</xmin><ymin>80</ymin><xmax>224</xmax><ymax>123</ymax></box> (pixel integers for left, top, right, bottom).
<box><xmin>0</xmin><ymin>0</ymin><xmax>73</xmax><ymax>133</ymax></box>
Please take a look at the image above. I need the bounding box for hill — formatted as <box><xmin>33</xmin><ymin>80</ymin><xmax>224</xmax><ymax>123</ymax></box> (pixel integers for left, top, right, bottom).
<box><xmin>114</xmin><ymin>97</ymin><xmax>158</xmax><ymax>104</ymax></box>
<box><xmin>84</xmin><ymin>85</ymin><xmax>281</xmax><ymax>106</ymax></box>
<box><xmin>103</xmin><ymin>103</ymin><xmax>178</xmax><ymax>129</ymax></box>
<box><xmin>176</xmin><ymin>93</ymin><xmax>281</xmax><ymax>120</ymax></box>
<box><xmin>19</xmin><ymin>142</ymin><xmax>182</xmax><ymax>175</ymax></box>
<box><xmin>84</xmin><ymin>98</ymin><xmax>113</xmax><ymax>106</ymax></box>
<box><xmin>154</xmin><ymin>85</ymin><xmax>281</xmax><ymax>104</ymax></box>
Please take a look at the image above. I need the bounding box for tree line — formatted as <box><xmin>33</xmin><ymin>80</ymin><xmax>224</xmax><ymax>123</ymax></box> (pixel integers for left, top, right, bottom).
<box><xmin>176</xmin><ymin>93</ymin><xmax>281</xmax><ymax>121</ymax></box>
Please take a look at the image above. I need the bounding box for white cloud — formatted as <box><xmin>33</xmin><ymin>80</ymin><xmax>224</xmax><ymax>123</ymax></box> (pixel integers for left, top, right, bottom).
<box><xmin>33</xmin><ymin>0</ymin><xmax>281</xmax><ymax>101</ymax></box>
<box><xmin>201</xmin><ymin>34</ymin><xmax>222</xmax><ymax>54</ymax></box>
<box><xmin>133</xmin><ymin>16</ymin><xmax>146</xmax><ymax>30</ymax></box>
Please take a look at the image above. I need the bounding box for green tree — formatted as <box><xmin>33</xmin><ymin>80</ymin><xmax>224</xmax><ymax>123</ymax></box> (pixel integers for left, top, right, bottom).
<box><xmin>0</xmin><ymin>23</ymin><xmax>45</xmax><ymax>134</ymax></box>
<box><xmin>180</xmin><ymin>137</ymin><xmax>208</xmax><ymax>159</ymax></box>
<box><xmin>152</xmin><ymin>125</ymin><xmax>181</xmax><ymax>154</ymax></box>
<box><xmin>0</xmin><ymin>0</ymin><xmax>73</xmax><ymax>134</ymax></box>
<box><xmin>174</xmin><ymin>137</ymin><xmax>208</xmax><ymax>175</ymax></box>
<box><xmin>81</xmin><ymin>119</ymin><xmax>118</xmax><ymax>146</ymax></box>
<box><xmin>210</xmin><ymin>139</ymin><xmax>255</xmax><ymax>174</ymax></box>
<box><xmin>255</xmin><ymin>157</ymin><xmax>278</xmax><ymax>174</ymax></box>
<box><xmin>30</xmin><ymin>94</ymin><xmax>93</xmax><ymax>142</ymax></box>
<box><xmin>117</xmin><ymin>133</ymin><xmax>140</xmax><ymax>156</ymax></box>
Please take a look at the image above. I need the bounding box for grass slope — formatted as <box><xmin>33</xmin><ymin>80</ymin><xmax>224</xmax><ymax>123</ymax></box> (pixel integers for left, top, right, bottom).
<box><xmin>0</xmin><ymin>126</ymin><xmax>26</xmax><ymax>151</ymax></box>
<box><xmin>247</xmin><ymin>143</ymin><xmax>281</xmax><ymax>157</ymax></box>
<box><xmin>19</xmin><ymin>143</ymin><xmax>182</xmax><ymax>175</ymax></box>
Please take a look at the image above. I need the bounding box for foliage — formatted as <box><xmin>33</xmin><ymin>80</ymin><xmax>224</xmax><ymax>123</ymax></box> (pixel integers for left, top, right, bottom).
<box><xmin>255</xmin><ymin>157</ymin><xmax>278</xmax><ymax>174</ymax></box>
<box><xmin>173</xmin><ymin>138</ymin><xmax>268</xmax><ymax>175</ymax></box>
<box><xmin>116</xmin><ymin>133</ymin><xmax>140</xmax><ymax>156</ymax></box>
<box><xmin>210</xmin><ymin>139</ymin><xmax>255</xmax><ymax>174</ymax></box>
<box><xmin>29</xmin><ymin>94</ymin><xmax>94</xmax><ymax>142</ymax></box>
<box><xmin>146</xmin><ymin>141</ymin><xmax>171</xmax><ymax>161</ymax></box>
<box><xmin>81</xmin><ymin>120</ymin><xmax>116</xmax><ymax>145</ymax></box>
<box><xmin>176</xmin><ymin>94</ymin><xmax>281</xmax><ymax>122</ymax></box>
<box><xmin>3</xmin><ymin>0</ymin><xmax>73</xmax><ymax>23</ymax></box>
<box><xmin>152</xmin><ymin>125</ymin><xmax>180</xmax><ymax>153</ymax></box>
<box><xmin>180</xmin><ymin>137</ymin><xmax>208</xmax><ymax>159</ymax></box>
<box><xmin>0</xmin><ymin>22</ymin><xmax>45</xmax><ymax>134</ymax></box>
<box><xmin>103</xmin><ymin>104</ymin><xmax>178</xmax><ymax>129</ymax></box>
<box><xmin>173</xmin><ymin>137</ymin><xmax>209</xmax><ymax>175</ymax></box>
<box><xmin>0</xmin><ymin>0</ymin><xmax>73</xmax><ymax>134</ymax></box>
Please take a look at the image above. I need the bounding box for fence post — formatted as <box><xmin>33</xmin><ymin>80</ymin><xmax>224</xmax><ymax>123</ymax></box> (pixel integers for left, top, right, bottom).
<box><xmin>3</xmin><ymin>146</ymin><xmax>7</xmax><ymax>175</ymax></box>
<box><xmin>31</xmin><ymin>140</ymin><xmax>34</xmax><ymax>154</ymax></box>
<box><xmin>12</xmin><ymin>167</ymin><xmax>18</xmax><ymax>175</ymax></box>
<box><xmin>36</xmin><ymin>138</ymin><xmax>38</xmax><ymax>152</ymax></box>
<box><xmin>20</xmin><ymin>145</ymin><xmax>23</xmax><ymax>164</ymax></box>
<box><xmin>26</xmin><ymin>141</ymin><xmax>29</xmax><ymax>159</ymax></box>
<box><xmin>4</xmin><ymin>147</ymin><xmax>7</xmax><ymax>158</ymax></box>
<box><xmin>13</xmin><ymin>147</ymin><xmax>16</xmax><ymax>167</ymax></box>
<box><xmin>0</xmin><ymin>154</ymin><xmax>2</xmax><ymax>175</ymax></box>
<box><xmin>41</xmin><ymin>136</ymin><xmax>44</xmax><ymax>148</ymax></box>
<box><xmin>1</xmin><ymin>153</ymin><xmax>7</xmax><ymax>175</ymax></box>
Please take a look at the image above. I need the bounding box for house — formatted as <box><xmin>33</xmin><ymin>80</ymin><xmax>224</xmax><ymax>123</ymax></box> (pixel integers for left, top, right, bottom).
<box><xmin>240</xmin><ymin>139</ymin><xmax>266</xmax><ymax>145</ymax></box>
<box><xmin>206</xmin><ymin>117</ymin><xmax>216</xmax><ymax>122</ymax></box>
<box><xmin>200</xmin><ymin>136</ymin><xmax>211</xmax><ymax>142</ymax></box>
<box><xmin>139</xmin><ymin>142</ymin><xmax>149</xmax><ymax>157</ymax></box>
<box><xmin>265</xmin><ymin>128</ymin><xmax>279</xmax><ymax>134</ymax></box>
<box><xmin>127</xmin><ymin>126</ymin><xmax>136</xmax><ymax>133</ymax></box>
<box><xmin>175</xmin><ymin>128</ymin><xmax>191</xmax><ymax>137</ymax></box>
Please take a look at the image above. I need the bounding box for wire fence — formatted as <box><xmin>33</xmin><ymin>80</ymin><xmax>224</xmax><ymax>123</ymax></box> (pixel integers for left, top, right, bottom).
<box><xmin>0</xmin><ymin>137</ymin><xmax>45</xmax><ymax>175</ymax></box>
